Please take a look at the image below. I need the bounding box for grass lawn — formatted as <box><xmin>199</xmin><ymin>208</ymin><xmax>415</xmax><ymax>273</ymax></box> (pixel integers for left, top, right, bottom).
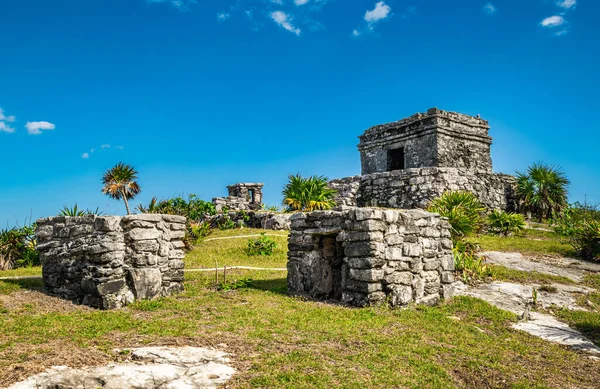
<box><xmin>0</xmin><ymin>228</ymin><xmax>599</xmax><ymax>388</ymax></box>
<box><xmin>186</xmin><ymin>228</ymin><xmax>289</xmax><ymax>269</ymax></box>
<box><xmin>470</xmin><ymin>229</ymin><xmax>576</xmax><ymax>258</ymax></box>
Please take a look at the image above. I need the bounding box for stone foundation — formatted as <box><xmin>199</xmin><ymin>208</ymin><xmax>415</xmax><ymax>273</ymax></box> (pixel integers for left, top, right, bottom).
<box><xmin>35</xmin><ymin>214</ymin><xmax>187</xmax><ymax>309</ymax></box>
<box><xmin>329</xmin><ymin>167</ymin><xmax>516</xmax><ymax>211</ymax></box>
<box><xmin>287</xmin><ymin>207</ymin><xmax>454</xmax><ymax>307</ymax></box>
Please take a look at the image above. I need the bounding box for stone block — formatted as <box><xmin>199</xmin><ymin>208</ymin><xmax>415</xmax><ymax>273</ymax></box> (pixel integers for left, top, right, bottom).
<box><xmin>128</xmin><ymin>268</ymin><xmax>163</xmax><ymax>300</ymax></box>
<box><xmin>128</xmin><ymin>228</ymin><xmax>162</xmax><ymax>241</ymax></box>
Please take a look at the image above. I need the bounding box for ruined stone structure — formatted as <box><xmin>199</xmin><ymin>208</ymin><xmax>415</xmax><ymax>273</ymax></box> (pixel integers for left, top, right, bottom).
<box><xmin>287</xmin><ymin>207</ymin><xmax>454</xmax><ymax>307</ymax></box>
<box><xmin>35</xmin><ymin>214</ymin><xmax>186</xmax><ymax>309</ymax></box>
<box><xmin>213</xmin><ymin>183</ymin><xmax>264</xmax><ymax>212</ymax></box>
<box><xmin>331</xmin><ymin>108</ymin><xmax>516</xmax><ymax>211</ymax></box>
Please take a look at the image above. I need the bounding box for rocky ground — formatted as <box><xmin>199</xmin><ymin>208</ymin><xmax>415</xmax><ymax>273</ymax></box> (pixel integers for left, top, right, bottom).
<box><xmin>456</xmin><ymin>251</ymin><xmax>600</xmax><ymax>355</ymax></box>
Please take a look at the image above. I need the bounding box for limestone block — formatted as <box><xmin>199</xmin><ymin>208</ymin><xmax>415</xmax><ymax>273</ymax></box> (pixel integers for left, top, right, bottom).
<box><xmin>128</xmin><ymin>268</ymin><xmax>163</xmax><ymax>300</ymax></box>
<box><xmin>128</xmin><ymin>228</ymin><xmax>162</xmax><ymax>241</ymax></box>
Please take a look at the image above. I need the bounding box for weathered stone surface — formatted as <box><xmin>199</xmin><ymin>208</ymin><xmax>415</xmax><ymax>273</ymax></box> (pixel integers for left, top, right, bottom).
<box><xmin>212</xmin><ymin>182</ymin><xmax>264</xmax><ymax>212</ymax></box>
<box><xmin>35</xmin><ymin>214</ymin><xmax>186</xmax><ymax>309</ymax></box>
<box><xmin>287</xmin><ymin>207</ymin><xmax>453</xmax><ymax>308</ymax></box>
<box><xmin>128</xmin><ymin>268</ymin><xmax>162</xmax><ymax>300</ymax></box>
<box><xmin>8</xmin><ymin>346</ymin><xmax>235</xmax><ymax>389</ymax></box>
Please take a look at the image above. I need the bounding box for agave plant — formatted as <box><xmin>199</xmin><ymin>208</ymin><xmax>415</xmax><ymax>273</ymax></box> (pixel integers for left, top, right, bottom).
<box><xmin>0</xmin><ymin>224</ymin><xmax>38</xmax><ymax>270</ymax></box>
<box><xmin>58</xmin><ymin>204</ymin><xmax>104</xmax><ymax>217</ymax></box>
<box><xmin>427</xmin><ymin>191</ymin><xmax>486</xmax><ymax>241</ymax></box>
<box><xmin>516</xmin><ymin>162</ymin><xmax>570</xmax><ymax>221</ymax></box>
<box><xmin>101</xmin><ymin>162</ymin><xmax>141</xmax><ymax>215</ymax></box>
<box><xmin>282</xmin><ymin>174</ymin><xmax>337</xmax><ymax>212</ymax></box>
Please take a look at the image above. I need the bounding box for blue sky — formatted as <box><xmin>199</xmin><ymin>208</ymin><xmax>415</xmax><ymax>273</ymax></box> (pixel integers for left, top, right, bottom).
<box><xmin>1</xmin><ymin>0</ymin><xmax>598</xmax><ymax>226</ymax></box>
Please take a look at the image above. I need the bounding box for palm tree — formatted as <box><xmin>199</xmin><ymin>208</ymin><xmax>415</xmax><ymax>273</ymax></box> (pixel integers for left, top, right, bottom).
<box><xmin>101</xmin><ymin>162</ymin><xmax>141</xmax><ymax>215</ymax></box>
<box><xmin>515</xmin><ymin>162</ymin><xmax>570</xmax><ymax>221</ymax></box>
<box><xmin>282</xmin><ymin>174</ymin><xmax>337</xmax><ymax>212</ymax></box>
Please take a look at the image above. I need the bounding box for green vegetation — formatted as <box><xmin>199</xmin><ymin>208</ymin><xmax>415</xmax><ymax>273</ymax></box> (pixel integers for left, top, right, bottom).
<box><xmin>427</xmin><ymin>191</ymin><xmax>485</xmax><ymax>241</ymax></box>
<box><xmin>553</xmin><ymin>202</ymin><xmax>600</xmax><ymax>261</ymax></box>
<box><xmin>247</xmin><ymin>233</ymin><xmax>278</xmax><ymax>256</ymax></box>
<box><xmin>486</xmin><ymin>210</ymin><xmax>526</xmax><ymax>236</ymax></box>
<box><xmin>1</xmin><ymin>269</ymin><xmax>599</xmax><ymax>388</ymax></box>
<box><xmin>58</xmin><ymin>204</ymin><xmax>104</xmax><ymax>217</ymax></box>
<box><xmin>136</xmin><ymin>194</ymin><xmax>217</xmax><ymax>220</ymax></box>
<box><xmin>184</xmin><ymin>228</ymin><xmax>289</xmax><ymax>269</ymax></box>
<box><xmin>515</xmin><ymin>162</ymin><xmax>569</xmax><ymax>221</ymax></box>
<box><xmin>101</xmin><ymin>162</ymin><xmax>141</xmax><ymax>215</ymax></box>
<box><xmin>282</xmin><ymin>174</ymin><xmax>337</xmax><ymax>212</ymax></box>
<box><xmin>472</xmin><ymin>229</ymin><xmax>576</xmax><ymax>258</ymax></box>
<box><xmin>0</xmin><ymin>224</ymin><xmax>38</xmax><ymax>270</ymax></box>
<box><xmin>490</xmin><ymin>265</ymin><xmax>575</xmax><ymax>286</ymax></box>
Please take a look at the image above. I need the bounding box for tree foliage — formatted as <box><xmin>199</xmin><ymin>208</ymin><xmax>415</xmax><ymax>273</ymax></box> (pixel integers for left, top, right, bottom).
<box><xmin>101</xmin><ymin>162</ymin><xmax>141</xmax><ymax>215</ymax></box>
<box><xmin>515</xmin><ymin>162</ymin><xmax>569</xmax><ymax>221</ymax></box>
<box><xmin>282</xmin><ymin>174</ymin><xmax>337</xmax><ymax>212</ymax></box>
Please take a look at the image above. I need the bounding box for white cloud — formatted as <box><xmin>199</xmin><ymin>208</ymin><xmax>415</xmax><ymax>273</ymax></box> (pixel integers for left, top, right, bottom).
<box><xmin>483</xmin><ymin>3</ymin><xmax>497</xmax><ymax>16</ymax></box>
<box><xmin>557</xmin><ymin>0</ymin><xmax>576</xmax><ymax>9</ymax></box>
<box><xmin>271</xmin><ymin>11</ymin><xmax>301</xmax><ymax>35</ymax></box>
<box><xmin>217</xmin><ymin>12</ymin><xmax>231</xmax><ymax>21</ymax></box>
<box><xmin>146</xmin><ymin>0</ymin><xmax>197</xmax><ymax>11</ymax></box>
<box><xmin>352</xmin><ymin>29</ymin><xmax>361</xmax><ymax>37</ymax></box>
<box><xmin>0</xmin><ymin>122</ymin><xmax>15</xmax><ymax>134</ymax></box>
<box><xmin>0</xmin><ymin>108</ymin><xmax>16</xmax><ymax>123</ymax></box>
<box><xmin>25</xmin><ymin>121</ymin><xmax>56</xmax><ymax>135</ymax></box>
<box><xmin>82</xmin><ymin>152</ymin><xmax>90</xmax><ymax>159</ymax></box>
<box><xmin>364</xmin><ymin>1</ymin><xmax>391</xmax><ymax>23</ymax></box>
<box><xmin>295</xmin><ymin>0</ymin><xmax>309</xmax><ymax>5</ymax></box>
<box><xmin>101</xmin><ymin>144</ymin><xmax>111</xmax><ymax>149</ymax></box>
<box><xmin>541</xmin><ymin>15</ymin><xmax>565</xmax><ymax>27</ymax></box>
<box><xmin>554</xmin><ymin>29</ymin><xmax>569</xmax><ymax>36</ymax></box>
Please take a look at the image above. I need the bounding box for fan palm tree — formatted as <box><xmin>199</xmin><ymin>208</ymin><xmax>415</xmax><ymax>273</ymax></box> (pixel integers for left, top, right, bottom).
<box><xmin>282</xmin><ymin>174</ymin><xmax>337</xmax><ymax>212</ymax></box>
<box><xmin>515</xmin><ymin>162</ymin><xmax>570</xmax><ymax>221</ymax></box>
<box><xmin>101</xmin><ymin>162</ymin><xmax>141</xmax><ymax>215</ymax></box>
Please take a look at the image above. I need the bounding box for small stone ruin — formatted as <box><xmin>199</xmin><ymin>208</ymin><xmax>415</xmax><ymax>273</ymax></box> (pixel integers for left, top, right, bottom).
<box><xmin>287</xmin><ymin>207</ymin><xmax>454</xmax><ymax>307</ymax></box>
<box><xmin>35</xmin><ymin>214</ymin><xmax>187</xmax><ymax>309</ymax></box>
<box><xmin>212</xmin><ymin>182</ymin><xmax>264</xmax><ymax>212</ymax></box>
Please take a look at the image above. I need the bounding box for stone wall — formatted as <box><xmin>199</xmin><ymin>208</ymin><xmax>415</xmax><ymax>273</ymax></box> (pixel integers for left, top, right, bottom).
<box><xmin>358</xmin><ymin>108</ymin><xmax>493</xmax><ymax>174</ymax></box>
<box><xmin>287</xmin><ymin>207</ymin><xmax>454</xmax><ymax>307</ymax></box>
<box><xmin>35</xmin><ymin>214</ymin><xmax>187</xmax><ymax>309</ymax></box>
<box><xmin>329</xmin><ymin>168</ymin><xmax>516</xmax><ymax>211</ymax></box>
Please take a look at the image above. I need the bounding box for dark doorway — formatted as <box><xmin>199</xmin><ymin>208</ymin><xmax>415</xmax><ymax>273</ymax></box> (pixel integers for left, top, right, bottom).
<box><xmin>248</xmin><ymin>189</ymin><xmax>255</xmax><ymax>204</ymax></box>
<box><xmin>387</xmin><ymin>148</ymin><xmax>405</xmax><ymax>171</ymax></box>
<box><xmin>318</xmin><ymin>235</ymin><xmax>344</xmax><ymax>301</ymax></box>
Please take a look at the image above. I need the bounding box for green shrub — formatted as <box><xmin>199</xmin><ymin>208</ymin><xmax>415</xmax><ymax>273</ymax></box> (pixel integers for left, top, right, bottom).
<box><xmin>136</xmin><ymin>194</ymin><xmax>217</xmax><ymax>220</ymax></box>
<box><xmin>452</xmin><ymin>240</ymin><xmax>492</xmax><ymax>283</ymax></box>
<box><xmin>427</xmin><ymin>191</ymin><xmax>485</xmax><ymax>241</ymax></box>
<box><xmin>515</xmin><ymin>162</ymin><xmax>569</xmax><ymax>221</ymax></box>
<box><xmin>217</xmin><ymin>278</ymin><xmax>254</xmax><ymax>291</ymax></box>
<box><xmin>282</xmin><ymin>174</ymin><xmax>337</xmax><ymax>212</ymax></box>
<box><xmin>486</xmin><ymin>210</ymin><xmax>526</xmax><ymax>236</ymax></box>
<box><xmin>247</xmin><ymin>233</ymin><xmax>278</xmax><ymax>256</ymax></box>
<box><xmin>58</xmin><ymin>204</ymin><xmax>104</xmax><ymax>216</ymax></box>
<box><xmin>0</xmin><ymin>224</ymin><xmax>39</xmax><ymax>270</ymax></box>
<box><xmin>554</xmin><ymin>203</ymin><xmax>600</xmax><ymax>261</ymax></box>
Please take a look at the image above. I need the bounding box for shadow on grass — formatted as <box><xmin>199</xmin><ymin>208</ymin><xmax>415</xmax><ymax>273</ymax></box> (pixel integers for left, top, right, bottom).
<box><xmin>570</xmin><ymin>322</ymin><xmax>600</xmax><ymax>346</ymax></box>
<box><xmin>0</xmin><ymin>278</ymin><xmax>44</xmax><ymax>294</ymax></box>
<box><xmin>248</xmin><ymin>277</ymin><xmax>289</xmax><ymax>296</ymax></box>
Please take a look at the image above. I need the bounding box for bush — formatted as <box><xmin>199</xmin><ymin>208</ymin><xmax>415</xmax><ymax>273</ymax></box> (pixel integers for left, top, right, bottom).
<box><xmin>453</xmin><ymin>240</ymin><xmax>492</xmax><ymax>283</ymax></box>
<box><xmin>136</xmin><ymin>194</ymin><xmax>217</xmax><ymax>220</ymax></box>
<box><xmin>515</xmin><ymin>162</ymin><xmax>569</xmax><ymax>221</ymax></box>
<box><xmin>554</xmin><ymin>203</ymin><xmax>600</xmax><ymax>261</ymax></box>
<box><xmin>58</xmin><ymin>204</ymin><xmax>104</xmax><ymax>216</ymax></box>
<box><xmin>486</xmin><ymin>210</ymin><xmax>526</xmax><ymax>236</ymax></box>
<box><xmin>427</xmin><ymin>191</ymin><xmax>485</xmax><ymax>241</ymax></box>
<box><xmin>282</xmin><ymin>174</ymin><xmax>337</xmax><ymax>212</ymax></box>
<box><xmin>0</xmin><ymin>224</ymin><xmax>39</xmax><ymax>270</ymax></box>
<box><xmin>247</xmin><ymin>233</ymin><xmax>278</xmax><ymax>256</ymax></box>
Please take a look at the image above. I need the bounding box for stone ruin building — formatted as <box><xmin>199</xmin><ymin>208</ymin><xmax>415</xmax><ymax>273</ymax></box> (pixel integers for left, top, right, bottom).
<box><xmin>35</xmin><ymin>214</ymin><xmax>186</xmax><ymax>309</ymax></box>
<box><xmin>329</xmin><ymin>108</ymin><xmax>516</xmax><ymax>211</ymax></box>
<box><xmin>287</xmin><ymin>207</ymin><xmax>454</xmax><ymax>307</ymax></box>
<box><xmin>289</xmin><ymin>108</ymin><xmax>516</xmax><ymax>308</ymax></box>
<box><xmin>212</xmin><ymin>183</ymin><xmax>264</xmax><ymax>212</ymax></box>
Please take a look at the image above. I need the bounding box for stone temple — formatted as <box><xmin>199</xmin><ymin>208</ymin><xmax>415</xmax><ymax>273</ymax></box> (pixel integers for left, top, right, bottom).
<box><xmin>288</xmin><ymin>108</ymin><xmax>516</xmax><ymax>308</ymax></box>
<box><xmin>329</xmin><ymin>108</ymin><xmax>516</xmax><ymax>210</ymax></box>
